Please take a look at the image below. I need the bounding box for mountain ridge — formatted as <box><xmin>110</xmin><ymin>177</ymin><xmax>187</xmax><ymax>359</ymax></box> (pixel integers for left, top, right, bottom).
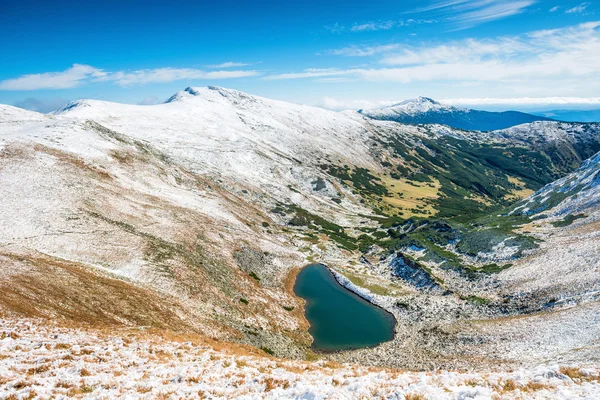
<box><xmin>359</xmin><ymin>97</ymin><xmax>555</xmax><ymax>131</ymax></box>
<box><xmin>1</xmin><ymin>86</ymin><xmax>600</xmax><ymax>371</ymax></box>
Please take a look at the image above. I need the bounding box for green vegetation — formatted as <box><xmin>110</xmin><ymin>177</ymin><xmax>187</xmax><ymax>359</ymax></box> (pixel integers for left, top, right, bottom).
<box><xmin>239</xmin><ymin>298</ymin><xmax>249</xmax><ymax>305</ymax></box>
<box><xmin>476</xmin><ymin>263</ymin><xmax>512</xmax><ymax>273</ymax></box>
<box><xmin>552</xmin><ymin>213</ymin><xmax>587</xmax><ymax>227</ymax></box>
<box><xmin>319</xmin><ymin>164</ymin><xmax>389</xmax><ymax>197</ymax></box>
<box><xmin>261</xmin><ymin>347</ymin><xmax>275</xmax><ymax>356</ymax></box>
<box><xmin>284</xmin><ymin>203</ymin><xmax>358</xmax><ymax>251</ymax></box>
<box><xmin>378</xmin><ymin>134</ymin><xmax>564</xmax><ymax>219</ymax></box>
<box><xmin>277</xmin><ymin>131</ymin><xmax>587</xmax><ymax>281</ymax></box>
<box><xmin>249</xmin><ymin>272</ymin><xmax>261</xmax><ymax>281</ymax></box>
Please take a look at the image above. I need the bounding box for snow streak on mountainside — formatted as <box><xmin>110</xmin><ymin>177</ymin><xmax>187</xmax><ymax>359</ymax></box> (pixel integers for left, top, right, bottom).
<box><xmin>512</xmin><ymin>151</ymin><xmax>600</xmax><ymax>218</ymax></box>
<box><xmin>359</xmin><ymin>97</ymin><xmax>554</xmax><ymax>131</ymax></box>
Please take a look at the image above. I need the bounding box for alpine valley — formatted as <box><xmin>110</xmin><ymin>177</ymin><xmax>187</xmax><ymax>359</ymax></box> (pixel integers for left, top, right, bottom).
<box><xmin>1</xmin><ymin>87</ymin><xmax>600</xmax><ymax>398</ymax></box>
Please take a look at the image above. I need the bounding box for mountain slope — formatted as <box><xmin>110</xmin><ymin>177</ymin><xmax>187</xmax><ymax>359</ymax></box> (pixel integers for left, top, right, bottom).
<box><xmin>2</xmin><ymin>87</ymin><xmax>600</xmax><ymax>370</ymax></box>
<box><xmin>359</xmin><ymin>97</ymin><xmax>554</xmax><ymax>131</ymax></box>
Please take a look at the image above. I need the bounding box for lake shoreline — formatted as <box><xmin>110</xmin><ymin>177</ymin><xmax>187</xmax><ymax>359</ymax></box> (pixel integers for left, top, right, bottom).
<box><xmin>294</xmin><ymin>263</ymin><xmax>397</xmax><ymax>353</ymax></box>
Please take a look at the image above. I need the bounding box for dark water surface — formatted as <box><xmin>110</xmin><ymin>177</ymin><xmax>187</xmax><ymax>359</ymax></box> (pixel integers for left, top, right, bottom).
<box><xmin>294</xmin><ymin>264</ymin><xmax>395</xmax><ymax>351</ymax></box>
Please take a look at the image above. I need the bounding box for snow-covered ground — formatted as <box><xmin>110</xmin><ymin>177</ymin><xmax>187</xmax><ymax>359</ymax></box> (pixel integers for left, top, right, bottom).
<box><xmin>1</xmin><ymin>317</ymin><xmax>599</xmax><ymax>400</ymax></box>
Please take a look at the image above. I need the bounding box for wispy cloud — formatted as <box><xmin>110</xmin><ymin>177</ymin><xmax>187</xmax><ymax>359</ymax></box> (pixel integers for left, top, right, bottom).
<box><xmin>351</xmin><ymin>20</ymin><xmax>395</xmax><ymax>32</ymax></box>
<box><xmin>379</xmin><ymin>38</ymin><xmax>527</xmax><ymax>65</ymax></box>
<box><xmin>265</xmin><ymin>68</ymin><xmax>345</xmax><ymax>80</ymax></box>
<box><xmin>0</xmin><ymin>64</ymin><xmax>259</xmax><ymax>90</ymax></box>
<box><xmin>441</xmin><ymin>96</ymin><xmax>600</xmax><ymax>106</ymax></box>
<box><xmin>315</xmin><ymin>97</ymin><xmax>396</xmax><ymax>111</ymax></box>
<box><xmin>329</xmin><ymin>44</ymin><xmax>402</xmax><ymax>57</ymax></box>
<box><xmin>105</xmin><ymin>68</ymin><xmax>258</xmax><ymax>86</ymax></box>
<box><xmin>549</xmin><ymin>6</ymin><xmax>560</xmax><ymax>12</ymax></box>
<box><xmin>206</xmin><ymin>62</ymin><xmax>250</xmax><ymax>68</ymax></box>
<box><xmin>0</xmin><ymin>64</ymin><xmax>106</xmax><ymax>90</ymax></box>
<box><xmin>326</xmin><ymin>19</ymin><xmax>434</xmax><ymax>33</ymax></box>
<box><xmin>566</xmin><ymin>2</ymin><xmax>590</xmax><ymax>14</ymax></box>
<box><xmin>409</xmin><ymin>0</ymin><xmax>536</xmax><ymax>29</ymax></box>
<box><xmin>266</xmin><ymin>22</ymin><xmax>600</xmax><ymax>95</ymax></box>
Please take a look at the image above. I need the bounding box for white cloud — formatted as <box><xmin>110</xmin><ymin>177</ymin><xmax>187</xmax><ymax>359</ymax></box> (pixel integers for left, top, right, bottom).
<box><xmin>566</xmin><ymin>2</ymin><xmax>589</xmax><ymax>14</ymax></box>
<box><xmin>107</xmin><ymin>68</ymin><xmax>258</xmax><ymax>86</ymax></box>
<box><xmin>264</xmin><ymin>68</ymin><xmax>347</xmax><ymax>80</ymax></box>
<box><xmin>0</xmin><ymin>65</ymin><xmax>259</xmax><ymax>90</ymax></box>
<box><xmin>351</xmin><ymin>20</ymin><xmax>396</xmax><ymax>32</ymax></box>
<box><xmin>330</xmin><ymin>44</ymin><xmax>402</xmax><ymax>57</ymax></box>
<box><xmin>0</xmin><ymin>64</ymin><xmax>106</xmax><ymax>90</ymax></box>
<box><xmin>450</xmin><ymin>1</ymin><xmax>536</xmax><ymax>27</ymax></box>
<box><xmin>206</xmin><ymin>62</ymin><xmax>250</xmax><ymax>68</ymax></box>
<box><xmin>409</xmin><ymin>0</ymin><xmax>536</xmax><ymax>29</ymax></box>
<box><xmin>549</xmin><ymin>6</ymin><xmax>560</xmax><ymax>12</ymax></box>
<box><xmin>379</xmin><ymin>38</ymin><xmax>527</xmax><ymax>65</ymax></box>
<box><xmin>326</xmin><ymin>19</ymin><xmax>434</xmax><ymax>33</ymax></box>
<box><xmin>441</xmin><ymin>96</ymin><xmax>600</xmax><ymax>106</ymax></box>
<box><xmin>314</xmin><ymin>97</ymin><xmax>396</xmax><ymax>111</ymax></box>
<box><xmin>267</xmin><ymin>21</ymin><xmax>600</xmax><ymax>95</ymax></box>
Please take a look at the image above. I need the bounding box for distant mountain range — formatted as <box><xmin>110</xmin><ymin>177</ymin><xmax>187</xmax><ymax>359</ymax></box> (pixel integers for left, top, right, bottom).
<box><xmin>358</xmin><ymin>96</ymin><xmax>555</xmax><ymax>131</ymax></box>
<box><xmin>533</xmin><ymin>109</ymin><xmax>600</xmax><ymax>123</ymax></box>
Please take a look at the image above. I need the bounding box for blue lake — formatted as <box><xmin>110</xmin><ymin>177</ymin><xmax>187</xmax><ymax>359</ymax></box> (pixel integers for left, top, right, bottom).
<box><xmin>294</xmin><ymin>264</ymin><xmax>395</xmax><ymax>351</ymax></box>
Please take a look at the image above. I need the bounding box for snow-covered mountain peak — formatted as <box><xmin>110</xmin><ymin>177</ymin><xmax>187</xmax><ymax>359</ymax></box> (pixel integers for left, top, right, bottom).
<box><xmin>53</xmin><ymin>99</ymin><xmax>105</xmax><ymax>114</ymax></box>
<box><xmin>359</xmin><ymin>96</ymin><xmax>555</xmax><ymax>131</ymax></box>
<box><xmin>361</xmin><ymin>96</ymin><xmax>457</xmax><ymax>117</ymax></box>
<box><xmin>396</xmin><ymin>96</ymin><xmax>440</xmax><ymax>107</ymax></box>
<box><xmin>165</xmin><ymin>86</ymin><xmax>254</xmax><ymax>104</ymax></box>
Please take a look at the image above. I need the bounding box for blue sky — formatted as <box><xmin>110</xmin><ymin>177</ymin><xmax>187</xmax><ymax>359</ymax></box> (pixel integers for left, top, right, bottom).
<box><xmin>1</xmin><ymin>0</ymin><xmax>599</xmax><ymax>112</ymax></box>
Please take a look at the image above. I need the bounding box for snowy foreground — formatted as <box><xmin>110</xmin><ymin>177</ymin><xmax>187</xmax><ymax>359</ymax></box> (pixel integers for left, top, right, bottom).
<box><xmin>1</xmin><ymin>319</ymin><xmax>599</xmax><ymax>399</ymax></box>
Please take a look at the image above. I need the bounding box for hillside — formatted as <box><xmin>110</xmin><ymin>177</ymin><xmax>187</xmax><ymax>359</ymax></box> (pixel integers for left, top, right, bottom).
<box><xmin>1</xmin><ymin>317</ymin><xmax>598</xmax><ymax>399</ymax></box>
<box><xmin>359</xmin><ymin>97</ymin><xmax>554</xmax><ymax>131</ymax></box>
<box><xmin>1</xmin><ymin>87</ymin><xmax>600</xmax><ymax>375</ymax></box>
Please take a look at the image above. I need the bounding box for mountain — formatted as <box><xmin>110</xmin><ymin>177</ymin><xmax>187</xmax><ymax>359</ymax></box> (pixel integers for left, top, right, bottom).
<box><xmin>359</xmin><ymin>96</ymin><xmax>555</xmax><ymax>131</ymax></box>
<box><xmin>1</xmin><ymin>87</ymin><xmax>600</xmax><ymax>376</ymax></box>
<box><xmin>511</xmin><ymin>151</ymin><xmax>600</xmax><ymax>219</ymax></box>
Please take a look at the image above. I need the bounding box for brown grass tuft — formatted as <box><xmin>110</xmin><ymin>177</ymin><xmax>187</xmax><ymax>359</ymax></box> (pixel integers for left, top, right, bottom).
<box><xmin>502</xmin><ymin>379</ymin><xmax>518</xmax><ymax>392</ymax></box>
<box><xmin>560</xmin><ymin>366</ymin><xmax>582</xmax><ymax>380</ymax></box>
<box><xmin>405</xmin><ymin>394</ymin><xmax>426</xmax><ymax>400</ymax></box>
<box><xmin>264</xmin><ymin>377</ymin><xmax>290</xmax><ymax>391</ymax></box>
<box><xmin>26</xmin><ymin>364</ymin><xmax>50</xmax><ymax>375</ymax></box>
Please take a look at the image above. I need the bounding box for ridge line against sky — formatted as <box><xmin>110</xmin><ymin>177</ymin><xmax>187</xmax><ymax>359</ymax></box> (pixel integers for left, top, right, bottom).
<box><xmin>0</xmin><ymin>0</ymin><xmax>598</xmax><ymax>113</ymax></box>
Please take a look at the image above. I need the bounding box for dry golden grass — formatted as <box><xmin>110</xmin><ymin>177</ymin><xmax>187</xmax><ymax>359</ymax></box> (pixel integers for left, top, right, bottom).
<box><xmin>560</xmin><ymin>366</ymin><xmax>582</xmax><ymax>380</ymax></box>
<box><xmin>26</xmin><ymin>364</ymin><xmax>50</xmax><ymax>375</ymax></box>
<box><xmin>263</xmin><ymin>377</ymin><xmax>290</xmax><ymax>391</ymax></box>
<box><xmin>136</xmin><ymin>386</ymin><xmax>152</xmax><ymax>394</ymax></box>
<box><xmin>404</xmin><ymin>393</ymin><xmax>426</xmax><ymax>400</ymax></box>
<box><xmin>524</xmin><ymin>381</ymin><xmax>554</xmax><ymax>391</ymax></box>
<box><xmin>502</xmin><ymin>379</ymin><xmax>518</xmax><ymax>392</ymax></box>
<box><xmin>380</xmin><ymin>176</ymin><xmax>440</xmax><ymax>217</ymax></box>
<box><xmin>505</xmin><ymin>176</ymin><xmax>535</xmax><ymax>201</ymax></box>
